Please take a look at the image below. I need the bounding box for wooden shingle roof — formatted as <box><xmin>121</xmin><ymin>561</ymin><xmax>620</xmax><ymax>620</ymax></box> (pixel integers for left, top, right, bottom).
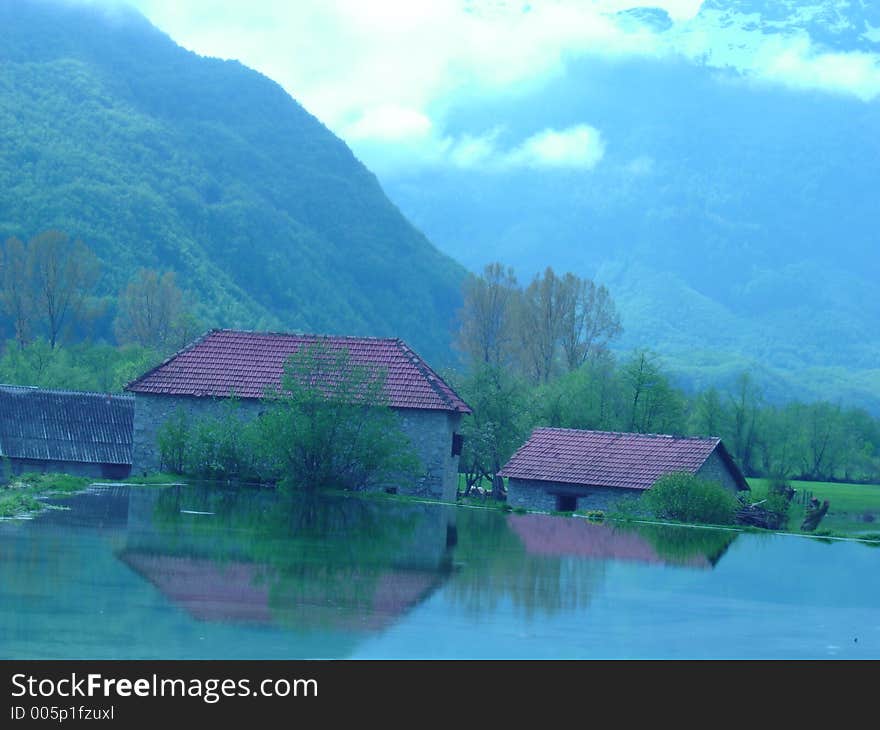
<box><xmin>125</xmin><ymin>329</ymin><xmax>472</xmax><ymax>414</ymax></box>
<box><xmin>499</xmin><ymin>428</ymin><xmax>748</xmax><ymax>491</ymax></box>
<box><xmin>0</xmin><ymin>385</ymin><xmax>134</xmax><ymax>465</ymax></box>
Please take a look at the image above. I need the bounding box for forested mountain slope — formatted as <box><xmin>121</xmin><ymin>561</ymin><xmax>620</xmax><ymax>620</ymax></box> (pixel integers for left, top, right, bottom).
<box><xmin>0</xmin><ymin>0</ymin><xmax>465</xmax><ymax>363</ymax></box>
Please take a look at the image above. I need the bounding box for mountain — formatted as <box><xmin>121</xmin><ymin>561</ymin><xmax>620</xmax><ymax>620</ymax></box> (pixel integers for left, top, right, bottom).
<box><xmin>373</xmin><ymin>0</ymin><xmax>880</xmax><ymax>409</ymax></box>
<box><xmin>0</xmin><ymin>0</ymin><xmax>465</xmax><ymax>363</ymax></box>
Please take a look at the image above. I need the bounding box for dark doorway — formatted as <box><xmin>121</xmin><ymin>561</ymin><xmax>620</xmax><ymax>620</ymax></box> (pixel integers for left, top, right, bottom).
<box><xmin>556</xmin><ymin>494</ymin><xmax>577</xmax><ymax>512</ymax></box>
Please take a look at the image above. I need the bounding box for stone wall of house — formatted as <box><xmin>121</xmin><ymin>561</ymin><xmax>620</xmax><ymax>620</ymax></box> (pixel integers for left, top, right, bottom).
<box><xmin>131</xmin><ymin>394</ymin><xmax>462</xmax><ymax>500</ymax></box>
<box><xmin>506</xmin><ymin>479</ymin><xmax>644</xmax><ymax>513</ymax></box>
<box><xmin>395</xmin><ymin>409</ymin><xmax>462</xmax><ymax>501</ymax></box>
<box><xmin>695</xmin><ymin>449</ymin><xmax>742</xmax><ymax>493</ymax></box>
<box><xmin>130</xmin><ymin>394</ymin><xmax>264</xmax><ymax>478</ymax></box>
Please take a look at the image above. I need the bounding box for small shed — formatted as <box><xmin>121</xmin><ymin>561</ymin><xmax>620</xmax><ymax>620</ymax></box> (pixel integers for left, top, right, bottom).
<box><xmin>499</xmin><ymin>428</ymin><xmax>748</xmax><ymax>513</ymax></box>
<box><xmin>0</xmin><ymin>385</ymin><xmax>134</xmax><ymax>481</ymax></box>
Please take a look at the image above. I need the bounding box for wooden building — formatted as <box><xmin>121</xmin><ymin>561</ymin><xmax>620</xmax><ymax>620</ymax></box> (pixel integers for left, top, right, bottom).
<box><xmin>0</xmin><ymin>385</ymin><xmax>133</xmax><ymax>481</ymax></box>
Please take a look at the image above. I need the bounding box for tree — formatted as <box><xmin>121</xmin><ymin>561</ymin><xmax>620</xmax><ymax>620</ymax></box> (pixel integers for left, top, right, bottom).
<box><xmin>517</xmin><ymin>267</ymin><xmax>568</xmax><ymax>383</ymax></box>
<box><xmin>0</xmin><ymin>236</ymin><xmax>33</xmax><ymax>349</ymax></box>
<box><xmin>728</xmin><ymin>372</ymin><xmax>762</xmax><ymax>475</ymax></box>
<box><xmin>26</xmin><ymin>230</ymin><xmax>100</xmax><ymax>348</ymax></box>
<box><xmin>621</xmin><ymin>350</ymin><xmax>683</xmax><ymax>434</ymax></box>
<box><xmin>255</xmin><ymin>343</ymin><xmax>418</xmax><ymax>492</ymax></box>
<box><xmin>456</xmin><ymin>263</ymin><xmax>519</xmax><ymax>368</ymax></box>
<box><xmin>455</xmin><ymin>364</ymin><xmax>532</xmax><ymax>497</ymax></box>
<box><xmin>690</xmin><ymin>387</ymin><xmax>725</xmax><ymax>437</ymax></box>
<box><xmin>534</xmin><ymin>352</ymin><xmax>618</xmax><ymax>431</ymax></box>
<box><xmin>115</xmin><ymin>268</ymin><xmax>193</xmax><ymax>351</ymax></box>
<box><xmin>558</xmin><ymin>274</ymin><xmax>622</xmax><ymax>372</ymax></box>
<box><xmin>514</xmin><ymin>267</ymin><xmax>622</xmax><ymax>383</ymax></box>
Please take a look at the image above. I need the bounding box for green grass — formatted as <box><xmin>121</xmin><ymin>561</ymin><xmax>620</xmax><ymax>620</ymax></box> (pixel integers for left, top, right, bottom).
<box><xmin>0</xmin><ymin>490</ymin><xmax>43</xmax><ymax>517</ymax></box>
<box><xmin>0</xmin><ymin>472</ymin><xmax>93</xmax><ymax>518</ymax></box>
<box><xmin>15</xmin><ymin>472</ymin><xmax>90</xmax><ymax>493</ymax></box>
<box><xmin>748</xmin><ymin>478</ymin><xmax>880</xmax><ymax>536</ymax></box>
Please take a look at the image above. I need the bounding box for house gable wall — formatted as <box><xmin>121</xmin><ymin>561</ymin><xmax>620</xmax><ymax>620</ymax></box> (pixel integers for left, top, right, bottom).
<box><xmin>695</xmin><ymin>449</ymin><xmax>741</xmax><ymax>493</ymax></box>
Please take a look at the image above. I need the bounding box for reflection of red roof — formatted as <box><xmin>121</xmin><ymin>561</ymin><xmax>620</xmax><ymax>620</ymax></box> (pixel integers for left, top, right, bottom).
<box><xmin>499</xmin><ymin>428</ymin><xmax>745</xmax><ymax>490</ymax></box>
<box><xmin>118</xmin><ymin>552</ymin><xmax>443</xmax><ymax>630</ymax></box>
<box><xmin>125</xmin><ymin>329</ymin><xmax>471</xmax><ymax>413</ymax></box>
<box><xmin>508</xmin><ymin>514</ymin><xmax>710</xmax><ymax>568</ymax></box>
<box><xmin>121</xmin><ymin>554</ymin><xmax>273</xmax><ymax>623</ymax></box>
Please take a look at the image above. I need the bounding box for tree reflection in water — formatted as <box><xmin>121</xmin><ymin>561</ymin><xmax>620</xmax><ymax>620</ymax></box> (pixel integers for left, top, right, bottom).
<box><xmin>120</xmin><ymin>485</ymin><xmax>455</xmax><ymax>633</ymax></box>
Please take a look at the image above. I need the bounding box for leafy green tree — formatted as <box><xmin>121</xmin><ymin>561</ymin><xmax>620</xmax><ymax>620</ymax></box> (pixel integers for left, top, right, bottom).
<box><xmin>620</xmin><ymin>350</ymin><xmax>684</xmax><ymax>434</ymax></box>
<box><xmin>690</xmin><ymin>387</ymin><xmax>725</xmax><ymax>437</ymax></box>
<box><xmin>454</xmin><ymin>363</ymin><xmax>533</xmax><ymax>496</ymax></box>
<box><xmin>534</xmin><ymin>353</ymin><xmax>619</xmax><ymax>430</ymax></box>
<box><xmin>255</xmin><ymin>343</ymin><xmax>419</xmax><ymax>492</ymax></box>
<box><xmin>727</xmin><ymin>372</ymin><xmax>763</xmax><ymax>475</ymax></box>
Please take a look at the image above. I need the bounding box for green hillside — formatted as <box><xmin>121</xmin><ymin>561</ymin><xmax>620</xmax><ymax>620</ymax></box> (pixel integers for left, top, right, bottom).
<box><xmin>0</xmin><ymin>0</ymin><xmax>465</xmax><ymax>363</ymax></box>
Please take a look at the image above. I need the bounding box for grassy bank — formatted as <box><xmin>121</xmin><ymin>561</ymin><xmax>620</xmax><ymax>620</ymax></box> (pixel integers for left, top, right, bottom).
<box><xmin>0</xmin><ymin>473</ymin><xmax>91</xmax><ymax>518</ymax></box>
<box><xmin>748</xmin><ymin>478</ymin><xmax>880</xmax><ymax>536</ymax></box>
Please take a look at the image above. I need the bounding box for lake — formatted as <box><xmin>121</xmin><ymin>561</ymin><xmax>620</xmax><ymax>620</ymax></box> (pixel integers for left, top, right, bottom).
<box><xmin>1</xmin><ymin>485</ymin><xmax>877</xmax><ymax>659</ymax></box>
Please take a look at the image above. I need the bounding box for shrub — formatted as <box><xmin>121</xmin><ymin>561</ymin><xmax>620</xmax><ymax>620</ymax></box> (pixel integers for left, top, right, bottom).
<box><xmin>610</xmin><ymin>495</ymin><xmax>643</xmax><ymax>521</ymax></box>
<box><xmin>157</xmin><ymin>408</ymin><xmax>189</xmax><ymax>474</ymax></box>
<box><xmin>644</xmin><ymin>472</ymin><xmax>738</xmax><ymax>525</ymax></box>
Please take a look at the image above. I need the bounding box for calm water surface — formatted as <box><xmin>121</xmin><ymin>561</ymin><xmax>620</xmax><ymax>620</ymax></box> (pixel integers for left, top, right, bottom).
<box><xmin>1</xmin><ymin>485</ymin><xmax>877</xmax><ymax>659</ymax></box>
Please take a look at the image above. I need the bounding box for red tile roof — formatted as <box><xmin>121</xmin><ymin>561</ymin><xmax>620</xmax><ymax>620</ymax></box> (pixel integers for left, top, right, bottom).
<box><xmin>499</xmin><ymin>428</ymin><xmax>746</xmax><ymax>491</ymax></box>
<box><xmin>125</xmin><ymin>329</ymin><xmax>471</xmax><ymax>414</ymax></box>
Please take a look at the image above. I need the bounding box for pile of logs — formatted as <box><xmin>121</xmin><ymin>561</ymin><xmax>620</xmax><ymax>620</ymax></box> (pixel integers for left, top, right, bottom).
<box><xmin>735</xmin><ymin>486</ymin><xmax>831</xmax><ymax>532</ymax></box>
<box><xmin>735</xmin><ymin>499</ymin><xmax>787</xmax><ymax>530</ymax></box>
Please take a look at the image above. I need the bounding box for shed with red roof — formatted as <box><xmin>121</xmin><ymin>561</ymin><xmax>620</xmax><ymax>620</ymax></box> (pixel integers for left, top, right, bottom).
<box><xmin>125</xmin><ymin>329</ymin><xmax>471</xmax><ymax>499</ymax></box>
<box><xmin>498</xmin><ymin>428</ymin><xmax>748</xmax><ymax>513</ymax></box>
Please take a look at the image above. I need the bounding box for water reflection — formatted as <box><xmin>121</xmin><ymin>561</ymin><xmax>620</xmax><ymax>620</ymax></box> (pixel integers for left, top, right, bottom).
<box><xmin>4</xmin><ymin>486</ymin><xmax>876</xmax><ymax>658</ymax></box>
<box><xmin>446</xmin><ymin>511</ymin><xmax>737</xmax><ymax>619</ymax></box>
<box><xmin>119</xmin><ymin>486</ymin><xmax>456</xmax><ymax>632</ymax></box>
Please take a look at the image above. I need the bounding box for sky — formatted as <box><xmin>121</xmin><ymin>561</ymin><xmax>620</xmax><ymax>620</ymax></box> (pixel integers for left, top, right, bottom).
<box><xmin>79</xmin><ymin>0</ymin><xmax>880</xmax><ymax>173</ymax></box>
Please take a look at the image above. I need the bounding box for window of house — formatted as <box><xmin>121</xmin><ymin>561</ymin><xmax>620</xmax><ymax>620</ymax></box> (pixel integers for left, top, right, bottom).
<box><xmin>451</xmin><ymin>432</ymin><xmax>464</xmax><ymax>457</ymax></box>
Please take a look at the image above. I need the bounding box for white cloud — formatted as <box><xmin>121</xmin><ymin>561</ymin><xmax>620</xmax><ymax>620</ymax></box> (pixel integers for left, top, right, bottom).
<box><xmin>346</xmin><ymin>106</ymin><xmax>434</xmax><ymax>142</ymax></box>
<box><xmin>89</xmin><ymin>0</ymin><xmax>880</xmax><ymax>172</ymax></box>
<box><xmin>504</xmin><ymin>125</ymin><xmax>606</xmax><ymax>169</ymax></box>
<box><xmin>759</xmin><ymin>41</ymin><xmax>880</xmax><ymax>101</ymax></box>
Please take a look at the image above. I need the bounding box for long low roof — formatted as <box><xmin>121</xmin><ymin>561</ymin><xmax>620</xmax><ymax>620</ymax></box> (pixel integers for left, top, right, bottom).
<box><xmin>0</xmin><ymin>385</ymin><xmax>133</xmax><ymax>465</ymax></box>
<box><xmin>125</xmin><ymin>329</ymin><xmax>472</xmax><ymax>414</ymax></box>
<box><xmin>499</xmin><ymin>428</ymin><xmax>748</xmax><ymax>491</ymax></box>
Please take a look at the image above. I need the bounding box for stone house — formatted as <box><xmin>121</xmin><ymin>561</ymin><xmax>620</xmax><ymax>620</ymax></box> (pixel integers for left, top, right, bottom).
<box><xmin>0</xmin><ymin>385</ymin><xmax>133</xmax><ymax>481</ymax></box>
<box><xmin>499</xmin><ymin>427</ymin><xmax>748</xmax><ymax>513</ymax></box>
<box><xmin>125</xmin><ymin>329</ymin><xmax>471</xmax><ymax>500</ymax></box>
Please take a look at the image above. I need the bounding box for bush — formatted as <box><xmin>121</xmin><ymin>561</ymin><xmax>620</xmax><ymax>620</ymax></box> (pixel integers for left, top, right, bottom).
<box><xmin>157</xmin><ymin>408</ymin><xmax>189</xmax><ymax>474</ymax></box>
<box><xmin>644</xmin><ymin>472</ymin><xmax>738</xmax><ymax>525</ymax></box>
